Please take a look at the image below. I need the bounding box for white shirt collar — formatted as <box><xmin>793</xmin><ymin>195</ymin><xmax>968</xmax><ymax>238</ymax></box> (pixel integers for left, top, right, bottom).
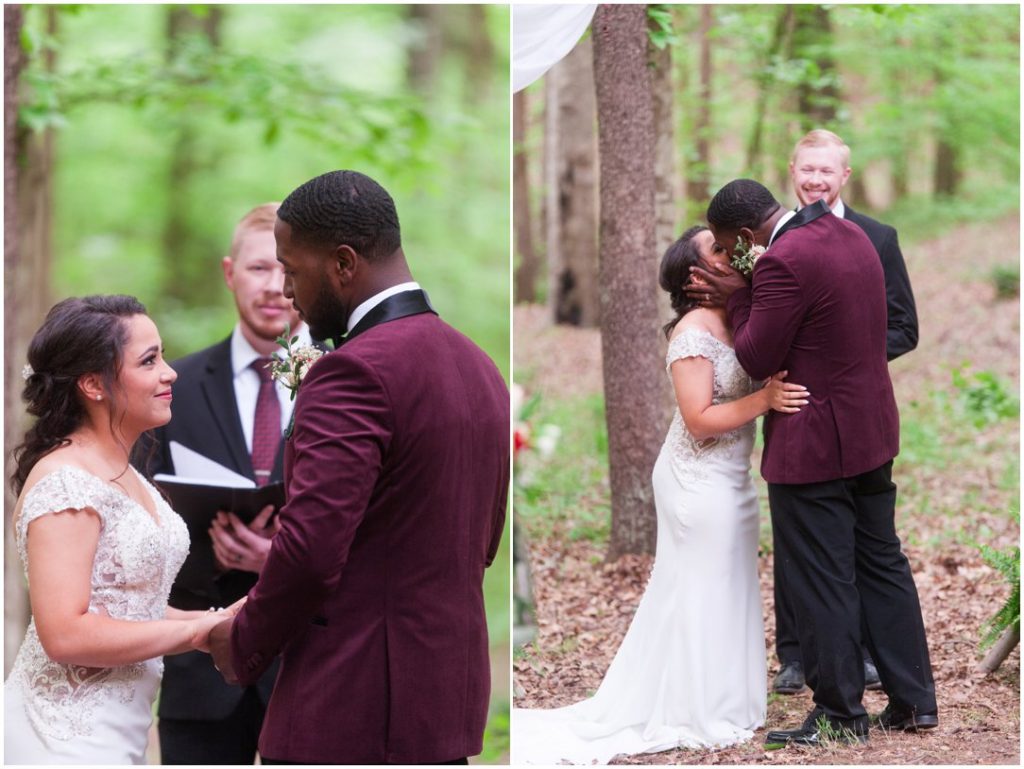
<box><xmin>346</xmin><ymin>281</ymin><xmax>421</xmax><ymax>334</ymax></box>
<box><xmin>231</xmin><ymin>322</ymin><xmax>311</xmax><ymax>378</ymax></box>
<box><xmin>795</xmin><ymin>198</ymin><xmax>845</xmax><ymax>218</ymax></box>
<box><xmin>768</xmin><ymin>209</ymin><xmax>798</xmax><ymax>247</ymax></box>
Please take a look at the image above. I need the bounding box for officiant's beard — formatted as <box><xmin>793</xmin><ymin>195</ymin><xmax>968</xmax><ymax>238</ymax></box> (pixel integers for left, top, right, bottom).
<box><xmin>303</xmin><ymin>281</ymin><xmax>349</xmax><ymax>343</ymax></box>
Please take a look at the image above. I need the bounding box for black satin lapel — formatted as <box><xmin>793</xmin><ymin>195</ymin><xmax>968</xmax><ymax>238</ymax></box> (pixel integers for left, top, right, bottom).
<box><xmin>773</xmin><ymin>199</ymin><xmax>832</xmax><ymax>243</ymax></box>
<box><xmin>345</xmin><ymin>289</ymin><xmax>436</xmax><ymax>344</ymax></box>
<box><xmin>200</xmin><ymin>342</ymin><xmax>253</xmax><ymax>479</ymax></box>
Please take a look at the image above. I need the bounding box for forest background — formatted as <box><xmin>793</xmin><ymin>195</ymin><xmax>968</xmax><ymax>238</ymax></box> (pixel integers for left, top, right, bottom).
<box><xmin>4</xmin><ymin>4</ymin><xmax>510</xmax><ymax>763</ymax></box>
<box><xmin>513</xmin><ymin>4</ymin><xmax>1019</xmax><ymax>764</ymax></box>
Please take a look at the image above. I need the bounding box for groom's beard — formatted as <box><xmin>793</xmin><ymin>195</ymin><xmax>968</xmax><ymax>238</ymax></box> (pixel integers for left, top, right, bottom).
<box><xmin>304</xmin><ymin>282</ymin><xmax>350</xmax><ymax>342</ymax></box>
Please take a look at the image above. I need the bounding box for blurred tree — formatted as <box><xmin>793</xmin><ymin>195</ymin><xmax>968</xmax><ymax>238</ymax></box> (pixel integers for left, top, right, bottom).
<box><xmin>4</xmin><ymin>2</ymin><xmax>30</xmax><ymax>677</ymax></box>
<box><xmin>593</xmin><ymin>4</ymin><xmax>662</xmax><ymax>559</ymax></box>
<box><xmin>405</xmin><ymin>4</ymin><xmax>442</xmax><ymax>95</ymax></box>
<box><xmin>649</xmin><ymin>7</ymin><xmax>679</xmax><ymax>261</ymax></box>
<box><xmin>513</xmin><ymin>89</ymin><xmax>538</xmax><ymax>303</ymax></box>
<box><xmin>162</xmin><ymin>5</ymin><xmax>225</xmax><ymax>306</ymax></box>
<box><xmin>688</xmin><ymin>4</ymin><xmax>713</xmax><ymax>208</ymax></box>
<box><xmin>549</xmin><ymin>37</ymin><xmax>598</xmax><ymax>327</ymax></box>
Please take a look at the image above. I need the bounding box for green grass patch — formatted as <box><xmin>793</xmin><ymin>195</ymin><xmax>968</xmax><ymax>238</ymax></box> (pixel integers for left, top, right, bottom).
<box><xmin>515</xmin><ymin>392</ymin><xmax>611</xmax><ymax>544</ymax></box>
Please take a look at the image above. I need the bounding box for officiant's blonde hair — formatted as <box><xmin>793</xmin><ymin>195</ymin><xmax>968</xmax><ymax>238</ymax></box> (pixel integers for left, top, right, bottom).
<box><xmin>229</xmin><ymin>203</ymin><xmax>280</xmax><ymax>260</ymax></box>
<box><xmin>791</xmin><ymin>129</ymin><xmax>851</xmax><ymax>169</ymax></box>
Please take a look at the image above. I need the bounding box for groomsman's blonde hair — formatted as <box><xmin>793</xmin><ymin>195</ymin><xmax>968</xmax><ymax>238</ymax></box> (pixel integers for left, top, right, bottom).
<box><xmin>791</xmin><ymin>129</ymin><xmax>851</xmax><ymax>169</ymax></box>
<box><xmin>229</xmin><ymin>203</ymin><xmax>280</xmax><ymax>260</ymax></box>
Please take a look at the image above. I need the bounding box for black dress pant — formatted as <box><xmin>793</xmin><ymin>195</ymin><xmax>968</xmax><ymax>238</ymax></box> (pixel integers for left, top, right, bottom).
<box><xmin>775</xmin><ymin>553</ymin><xmax>876</xmax><ymax>668</ymax></box>
<box><xmin>158</xmin><ymin>686</ymin><xmax>265</xmax><ymax>764</ymax></box>
<box><xmin>769</xmin><ymin>461</ymin><xmax>936</xmax><ymax>721</ymax></box>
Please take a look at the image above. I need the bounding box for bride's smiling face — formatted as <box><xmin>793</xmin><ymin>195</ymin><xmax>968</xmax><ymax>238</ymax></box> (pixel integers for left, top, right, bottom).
<box><xmin>91</xmin><ymin>314</ymin><xmax>177</xmax><ymax>434</ymax></box>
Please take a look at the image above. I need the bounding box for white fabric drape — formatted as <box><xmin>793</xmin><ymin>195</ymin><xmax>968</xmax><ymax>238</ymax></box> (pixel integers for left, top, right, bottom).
<box><xmin>512</xmin><ymin>4</ymin><xmax>597</xmax><ymax>93</ymax></box>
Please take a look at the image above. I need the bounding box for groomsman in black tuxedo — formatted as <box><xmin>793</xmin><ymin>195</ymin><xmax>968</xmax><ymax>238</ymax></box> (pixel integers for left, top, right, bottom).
<box><xmin>771</xmin><ymin>129</ymin><xmax>919</xmax><ymax>696</ymax></box>
<box><xmin>142</xmin><ymin>204</ymin><xmax>309</xmax><ymax>763</ymax></box>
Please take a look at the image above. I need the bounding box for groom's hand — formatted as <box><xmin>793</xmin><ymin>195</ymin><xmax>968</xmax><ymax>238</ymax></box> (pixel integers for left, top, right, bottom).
<box><xmin>208</xmin><ymin>617</ymin><xmax>239</xmax><ymax>685</ymax></box>
<box><xmin>686</xmin><ymin>262</ymin><xmax>748</xmax><ymax>308</ymax></box>
<box><xmin>210</xmin><ymin>506</ymin><xmax>280</xmax><ymax>574</ymax></box>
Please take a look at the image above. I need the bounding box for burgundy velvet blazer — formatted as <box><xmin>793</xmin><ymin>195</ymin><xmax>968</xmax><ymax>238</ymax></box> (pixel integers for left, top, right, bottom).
<box><xmin>726</xmin><ymin>212</ymin><xmax>899</xmax><ymax>485</ymax></box>
<box><xmin>230</xmin><ymin>312</ymin><xmax>509</xmax><ymax>764</ymax></box>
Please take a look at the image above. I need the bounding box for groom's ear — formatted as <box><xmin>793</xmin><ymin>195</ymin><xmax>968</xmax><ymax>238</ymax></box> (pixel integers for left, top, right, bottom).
<box><xmin>738</xmin><ymin>226</ymin><xmax>756</xmax><ymax>247</ymax></box>
<box><xmin>331</xmin><ymin>244</ymin><xmax>359</xmax><ymax>285</ymax></box>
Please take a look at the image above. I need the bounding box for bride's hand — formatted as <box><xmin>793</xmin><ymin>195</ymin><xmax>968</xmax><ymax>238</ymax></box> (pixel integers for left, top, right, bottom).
<box><xmin>224</xmin><ymin>596</ymin><xmax>248</xmax><ymax>617</ymax></box>
<box><xmin>763</xmin><ymin>371</ymin><xmax>809</xmax><ymax>414</ymax></box>
<box><xmin>189</xmin><ymin>611</ymin><xmax>233</xmax><ymax>652</ymax></box>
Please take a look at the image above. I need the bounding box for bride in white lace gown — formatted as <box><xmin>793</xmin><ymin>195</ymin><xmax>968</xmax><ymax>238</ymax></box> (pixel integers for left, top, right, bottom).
<box><xmin>513</xmin><ymin>227</ymin><xmax>808</xmax><ymax>764</ymax></box>
<box><xmin>5</xmin><ymin>296</ymin><xmax>236</xmax><ymax>764</ymax></box>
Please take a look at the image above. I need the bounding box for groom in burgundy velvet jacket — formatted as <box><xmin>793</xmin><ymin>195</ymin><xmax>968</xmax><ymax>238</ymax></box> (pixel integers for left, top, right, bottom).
<box><xmin>208</xmin><ymin>170</ymin><xmax>509</xmax><ymax>764</ymax></box>
<box><xmin>689</xmin><ymin>180</ymin><xmax>936</xmax><ymax>746</ymax></box>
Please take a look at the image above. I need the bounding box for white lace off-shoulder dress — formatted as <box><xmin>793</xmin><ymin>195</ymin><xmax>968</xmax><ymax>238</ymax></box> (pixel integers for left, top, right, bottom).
<box><xmin>5</xmin><ymin>465</ymin><xmax>189</xmax><ymax>765</ymax></box>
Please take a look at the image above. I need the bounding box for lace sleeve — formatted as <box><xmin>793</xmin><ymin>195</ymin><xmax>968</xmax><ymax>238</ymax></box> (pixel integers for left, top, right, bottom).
<box><xmin>665</xmin><ymin>327</ymin><xmax>722</xmax><ymax>370</ymax></box>
<box><xmin>16</xmin><ymin>466</ymin><xmax>106</xmax><ymax>568</ymax></box>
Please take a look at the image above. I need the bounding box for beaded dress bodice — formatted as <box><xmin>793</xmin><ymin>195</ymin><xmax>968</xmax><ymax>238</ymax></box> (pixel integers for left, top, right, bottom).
<box><xmin>7</xmin><ymin>465</ymin><xmax>189</xmax><ymax>742</ymax></box>
<box><xmin>662</xmin><ymin>327</ymin><xmax>756</xmax><ymax>484</ymax></box>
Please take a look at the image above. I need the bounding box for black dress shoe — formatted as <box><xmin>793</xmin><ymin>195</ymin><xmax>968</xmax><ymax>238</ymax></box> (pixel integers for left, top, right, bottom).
<box><xmin>772</xmin><ymin>661</ymin><xmax>805</xmax><ymax>694</ymax></box>
<box><xmin>863</xmin><ymin>659</ymin><xmax>883</xmax><ymax>691</ymax></box>
<box><xmin>765</xmin><ymin>707</ymin><xmax>869</xmax><ymax>747</ymax></box>
<box><xmin>872</xmin><ymin>704</ymin><xmax>939</xmax><ymax>732</ymax></box>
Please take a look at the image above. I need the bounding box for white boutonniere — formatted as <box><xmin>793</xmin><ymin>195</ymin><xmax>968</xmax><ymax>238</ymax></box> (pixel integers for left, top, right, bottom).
<box><xmin>267</xmin><ymin>324</ymin><xmax>325</xmax><ymax>402</ymax></box>
<box><xmin>731</xmin><ymin>237</ymin><xmax>767</xmax><ymax>277</ymax></box>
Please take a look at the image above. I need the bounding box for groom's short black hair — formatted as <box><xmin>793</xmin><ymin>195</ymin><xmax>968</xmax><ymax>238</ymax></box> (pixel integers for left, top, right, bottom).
<box><xmin>707</xmin><ymin>179</ymin><xmax>779</xmax><ymax>232</ymax></box>
<box><xmin>278</xmin><ymin>170</ymin><xmax>402</xmax><ymax>261</ymax></box>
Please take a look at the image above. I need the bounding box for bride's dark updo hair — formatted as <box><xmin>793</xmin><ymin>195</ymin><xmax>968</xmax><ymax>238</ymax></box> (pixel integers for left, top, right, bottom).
<box><xmin>659</xmin><ymin>225</ymin><xmax>708</xmax><ymax>339</ymax></box>
<box><xmin>12</xmin><ymin>295</ymin><xmax>148</xmax><ymax>495</ymax></box>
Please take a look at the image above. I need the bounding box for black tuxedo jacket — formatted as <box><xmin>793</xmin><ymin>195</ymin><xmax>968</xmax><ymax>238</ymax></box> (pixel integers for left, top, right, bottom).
<box><xmin>842</xmin><ymin>206</ymin><xmax>918</xmax><ymax>361</ymax></box>
<box><xmin>140</xmin><ymin>335</ymin><xmax>280</xmax><ymax>720</ymax></box>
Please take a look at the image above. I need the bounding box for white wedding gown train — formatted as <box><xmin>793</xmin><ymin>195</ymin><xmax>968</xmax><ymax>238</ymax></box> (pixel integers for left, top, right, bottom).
<box><xmin>513</xmin><ymin>329</ymin><xmax>767</xmax><ymax>764</ymax></box>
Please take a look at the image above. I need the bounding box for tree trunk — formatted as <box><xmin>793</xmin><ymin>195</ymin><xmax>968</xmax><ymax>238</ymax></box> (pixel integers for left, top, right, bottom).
<box><xmin>513</xmin><ymin>90</ymin><xmax>539</xmax><ymax>304</ymax></box>
<box><xmin>6</xmin><ymin>4</ymin><xmax>55</xmax><ymax>674</ymax></box>
<box><xmin>934</xmin><ymin>137</ymin><xmax>960</xmax><ymax>198</ymax></box>
<box><xmin>593</xmin><ymin>4</ymin><xmax>663</xmax><ymax>560</ymax></box>
<box><xmin>794</xmin><ymin>5</ymin><xmax>837</xmax><ymax>128</ymax></box>
<box><xmin>977</xmin><ymin>624</ymin><xmax>1020</xmax><ymax>675</ymax></box>
<box><xmin>406</xmin><ymin>4</ymin><xmax>442</xmax><ymax>95</ymax></box>
<box><xmin>543</xmin><ymin>71</ymin><xmax>560</xmax><ymax>317</ymax></box>
<box><xmin>649</xmin><ymin>15</ymin><xmax>677</xmax><ymax>262</ymax></box>
<box><xmin>162</xmin><ymin>6</ymin><xmax>223</xmax><ymax>305</ymax></box>
<box><xmin>551</xmin><ymin>37</ymin><xmax>599</xmax><ymax>327</ymax></box>
<box><xmin>745</xmin><ymin>7</ymin><xmax>794</xmax><ymax>177</ymax></box>
<box><xmin>462</xmin><ymin>5</ymin><xmax>495</xmax><ymax>104</ymax></box>
<box><xmin>688</xmin><ymin>5</ymin><xmax>713</xmax><ymax>207</ymax></box>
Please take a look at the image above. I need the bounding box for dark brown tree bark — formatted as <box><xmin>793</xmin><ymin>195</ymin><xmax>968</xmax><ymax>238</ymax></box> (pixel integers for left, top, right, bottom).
<box><xmin>933</xmin><ymin>138</ymin><xmax>960</xmax><ymax>198</ymax></box>
<box><xmin>550</xmin><ymin>36</ymin><xmax>599</xmax><ymax>327</ymax></box>
<box><xmin>513</xmin><ymin>89</ymin><xmax>539</xmax><ymax>304</ymax></box>
<box><xmin>593</xmin><ymin>4</ymin><xmax>663</xmax><ymax>559</ymax></box>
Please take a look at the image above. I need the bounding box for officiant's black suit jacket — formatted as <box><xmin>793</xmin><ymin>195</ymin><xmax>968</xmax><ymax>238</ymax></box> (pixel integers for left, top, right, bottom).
<box><xmin>143</xmin><ymin>336</ymin><xmax>280</xmax><ymax>720</ymax></box>
<box><xmin>842</xmin><ymin>206</ymin><xmax>918</xmax><ymax>361</ymax></box>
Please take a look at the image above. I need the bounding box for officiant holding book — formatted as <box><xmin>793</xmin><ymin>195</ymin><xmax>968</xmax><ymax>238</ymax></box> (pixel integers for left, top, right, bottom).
<box><xmin>139</xmin><ymin>203</ymin><xmax>309</xmax><ymax>764</ymax></box>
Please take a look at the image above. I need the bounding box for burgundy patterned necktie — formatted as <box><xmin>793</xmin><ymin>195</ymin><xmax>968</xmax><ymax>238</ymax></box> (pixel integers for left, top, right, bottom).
<box><xmin>250</xmin><ymin>358</ymin><xmax>282</xmax><ymax>487</ymax></box>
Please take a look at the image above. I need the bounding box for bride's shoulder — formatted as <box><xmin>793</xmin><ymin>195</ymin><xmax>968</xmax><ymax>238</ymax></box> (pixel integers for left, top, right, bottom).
<box><xmin>20</xmin><ymin>450</ymin><xmax>99</xmax><ymax>503</ymax></box>
<box><xmin>670</xmin><ymin>311</ymin><xmax>716</xmax><ymax>342</ymax></box>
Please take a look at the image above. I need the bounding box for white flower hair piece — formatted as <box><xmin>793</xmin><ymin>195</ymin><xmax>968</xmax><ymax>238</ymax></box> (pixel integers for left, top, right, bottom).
<box><xmin>22</xmin><ymin>364</ymin><xmax>34</xmax><ymax>381</ymax></box>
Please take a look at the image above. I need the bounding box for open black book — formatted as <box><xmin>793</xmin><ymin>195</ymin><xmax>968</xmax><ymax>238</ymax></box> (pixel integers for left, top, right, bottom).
<box><xmin>153</xmin><ymin>474</ymin><xmax>285</xmax><ymax>529</ymax></box>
